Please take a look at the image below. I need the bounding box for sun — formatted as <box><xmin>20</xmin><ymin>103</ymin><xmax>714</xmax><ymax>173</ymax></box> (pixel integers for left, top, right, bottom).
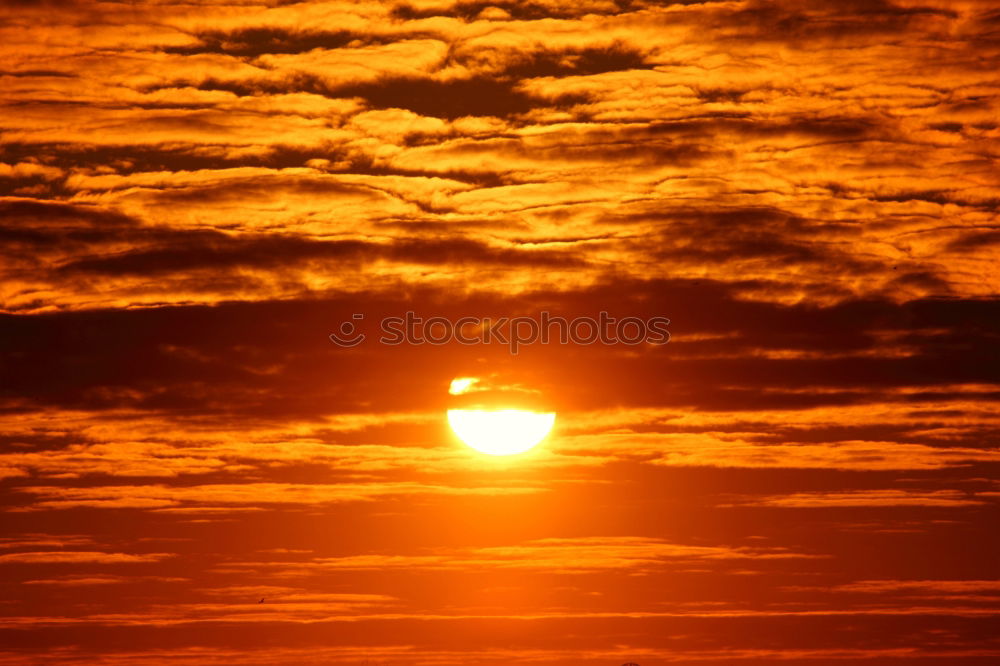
<box><xmin>447</xmin><ymin>409</ymin><xmax>556</xmax><ymax>456</ymax></box>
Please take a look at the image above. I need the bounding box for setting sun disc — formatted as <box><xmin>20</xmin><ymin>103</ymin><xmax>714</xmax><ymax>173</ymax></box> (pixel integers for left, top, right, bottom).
<box><xmin>447</xmin><ymin>409</ymin><xmax>556</xmax><ymax>455</ymax></box>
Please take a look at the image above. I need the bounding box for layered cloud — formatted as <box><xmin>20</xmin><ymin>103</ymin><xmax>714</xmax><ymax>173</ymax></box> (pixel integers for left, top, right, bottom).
<box><xmin>1</xmin><ymin>0</ymin><xmax>998</xmax><ymax>664</ymax></box>
<box><xmin>1</xmin><ymin>0</ymin><xmax>998</xmax><ymax>312</ymax></box>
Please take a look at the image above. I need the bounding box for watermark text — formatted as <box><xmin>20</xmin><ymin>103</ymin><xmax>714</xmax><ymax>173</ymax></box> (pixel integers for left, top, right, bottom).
<box><xmin>329</xmin><ymin>311</ymin><xmax>669</xmax><ymax>354</ymax></box>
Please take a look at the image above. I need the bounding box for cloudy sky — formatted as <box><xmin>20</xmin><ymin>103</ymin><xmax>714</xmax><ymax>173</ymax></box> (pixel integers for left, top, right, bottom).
<box><xmin>1</xmin><ymin>0</ymin><xmax>999</xmax><ymax>664</ymax></box>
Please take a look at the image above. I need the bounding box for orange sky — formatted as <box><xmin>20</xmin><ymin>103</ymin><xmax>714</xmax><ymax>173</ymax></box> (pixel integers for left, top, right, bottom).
<box><xmin>1</xmin><ymin>0</ymin><xmax>999</xmax><ymax>664</ymax></box>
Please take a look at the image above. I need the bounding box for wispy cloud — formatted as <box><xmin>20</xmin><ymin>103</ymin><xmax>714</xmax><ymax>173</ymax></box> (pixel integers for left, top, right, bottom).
<box><xmin>222</xmin><ymin>536</ymin><xmax>819</xmax><ymax>577</ymax></box>
<box><xmin>724</xmin><ymin>489</ymin><xmax>989</xmax><ymax>508</ymax></box>
<box><xmin>15</xmin><ymin>481</ymin><xmax>546</xmax><ymax>512</ymax></box>
<box><xmin>0</xmin><ymin>551</ymin><xmax>173</xmax><ymax>564</ymax></box>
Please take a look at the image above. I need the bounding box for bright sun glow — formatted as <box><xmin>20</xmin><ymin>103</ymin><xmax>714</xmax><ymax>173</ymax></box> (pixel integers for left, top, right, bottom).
<box><xmin>448</xmin><ymin>377</ymin><xmax>479</xmax><ymax>395</ymax></box>
<box><xmin>447</xmin><ymin>409</ymin><xmax>556</xmax><ymax>456</ymax></box>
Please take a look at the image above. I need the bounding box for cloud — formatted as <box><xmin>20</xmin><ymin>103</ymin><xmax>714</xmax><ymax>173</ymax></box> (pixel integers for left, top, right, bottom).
<box><xmin>724</xmin><ymin>489</ymin><xmax>988</xmax><ymax>508</ymax></box>
<box><xmin>164</xmin><ymin>28</ymin><xmax>413</xmax><ymax>58</ymax></box>
<box><xmin>0</xmin><ymin>645</ymin><xmax>999</xmax><ymax>666</ymax></box>
<box><xmin>561</xmin><ymin>431</ymin><xmax>1000</xmax><ymax>470</ymax></box>
<box><xmin>23</xmin><ymin>575</ymin><xmax>188</xmax><ymax>586</ymax></box>
<box><xmin>14</xmin><ymin>481</ymin><xmax>546</xmax><ymax>512</ymax></box>
<box><xmin>0</xmin><ymin>551</ymin><xmax>173</xmax><ymax>564</ymax></box>
<box><xmin>0</xmin><ymin>534</ymin><xmax>97</xmax><ymax>550</ymax></box>
<box><xmin>223</xmin><ymin>536</ymin><xmax>818</xmax><ymax>577</ymax></box>
<box><xmin>54</xmin><ymin>233</ymin><xmax>583</xmax><ymax>277</ymax></box>
<box><xmin>0</xmin><ymin>0</ymin><xmax>998</xmax><ymax>662</ymax></box>
<box><xmin>831</xmin><ymin>579</ymin><xmax>1000</xmax><ymax>596</ymax></box>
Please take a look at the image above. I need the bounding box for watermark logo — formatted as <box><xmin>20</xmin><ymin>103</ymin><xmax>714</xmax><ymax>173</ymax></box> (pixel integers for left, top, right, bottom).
<box><xmin>329</xmin><ymin>311</ymin><xmax>669</xmax><ymax>354</ymax></box>
<box><xmin>330</xmin><ymin>313</ymin><xmax>366</xmax><ymax>348</ymax></box>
